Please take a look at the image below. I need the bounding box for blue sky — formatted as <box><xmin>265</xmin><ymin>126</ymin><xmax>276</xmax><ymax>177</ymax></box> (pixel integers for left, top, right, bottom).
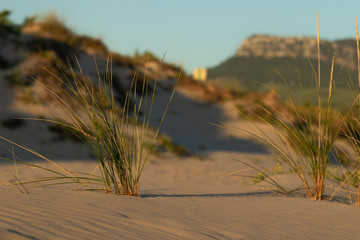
<box><xmin>2</xmin><ymin>0</ymin><xmax>360</xmax><ymax>73</ymax></box>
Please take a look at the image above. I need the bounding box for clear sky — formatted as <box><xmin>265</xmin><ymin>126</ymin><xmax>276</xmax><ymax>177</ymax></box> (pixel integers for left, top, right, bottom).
<box><xmin>2</xmin><ymin>0</ymin><xmax>360</xmax><ymax>73</ymax></box>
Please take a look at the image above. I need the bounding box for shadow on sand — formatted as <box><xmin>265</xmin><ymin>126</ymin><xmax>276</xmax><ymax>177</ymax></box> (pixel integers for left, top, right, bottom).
<box><xmin>148</xmin><ymin>89</ymin><xmax>269</xmax><ymax>154</ymax></box>
<box><xmin>141</xmin><ymin>191</ymin><xmax>274</xmax><ymax>199</ymax></box>
<box><xmin>0</xmin><ymin>84</ymin><xmax>268</xmax><ymax>162</ymax></box>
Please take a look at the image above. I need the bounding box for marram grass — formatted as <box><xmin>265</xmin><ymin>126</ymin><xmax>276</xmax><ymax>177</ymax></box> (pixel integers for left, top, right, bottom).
<box><xmin>0</xmin><ymin>53</ymin><xmax>181</xmax><ymax>196</ymax></box>
<box><xmin>45</xmin><ymin>54</ymin><xmax>180</xmax><ymax>196</ymax></box>
<box><xmin>335</xmin><ymin>17</ymin><xmax>360</xmax><ymax>205</ymax></box>
<box><xmin>232</xmin><ymin>13</ymin><xmax>358</xmax><ymax>200</ymax></box>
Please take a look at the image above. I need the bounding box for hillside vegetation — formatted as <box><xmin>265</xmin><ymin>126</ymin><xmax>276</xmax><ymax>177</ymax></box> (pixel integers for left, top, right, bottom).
<box><xmin>208</xmin><ymin>35</ymin><xmax>359</xmax><ymax>104</ymax></box>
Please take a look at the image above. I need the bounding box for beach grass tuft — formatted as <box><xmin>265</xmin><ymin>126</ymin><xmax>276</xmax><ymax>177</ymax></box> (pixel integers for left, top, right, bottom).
<box><xmin>232</xmin><ymin>12</ymin><xmax>357</xmax><ymax>200</ymax></box>
<box><xmin>41</xmin><ymin>54</ymin><xmax>179</xmax><ymax>196</ymax></box>
<box><xmin>0</xmin><ymin>53</ymin><xmax>180</xmax><ymax>196</ymax></box>
<box><xmin>334</xmin><ymin>17</ymin><xmax>360</xmax><ymax>205</ymax></box>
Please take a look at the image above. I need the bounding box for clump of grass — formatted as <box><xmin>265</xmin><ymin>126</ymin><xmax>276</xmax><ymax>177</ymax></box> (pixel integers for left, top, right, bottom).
<box><xmin>232</xmin><ymin>13</ymin><xmax>355</xmax><ymax>200</ymax></box>
<box><xmin>343</xmin><ymin>122</ymin><xmax>360</xmax><ymax>204</ymax></box>
<box><xmin>334</xmin><ymin>18</ymin><xmax>360</xmax><ymax>205</ymax></box>
<box><xmin>34</xmin><ymin>12</ymin><xmax>75</xmax><ymax>43</ymax></box>
<box><xmin>327</xmin><ymin>18</ymin><xmax>360</xmax><ymax>206</ymax></box>
<box><xmin>0</xmin><ymin>52</ymin><xmax>180</xmax><ymax>196</ymax></box>
<box><xmin>33</xmin><ymin>53</ymin><xmax>180</xmax><ymax>196</ymax></box>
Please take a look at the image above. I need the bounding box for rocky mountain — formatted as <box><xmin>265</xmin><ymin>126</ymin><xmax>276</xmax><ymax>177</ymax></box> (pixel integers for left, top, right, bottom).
<box><xmin>236</xmin><ymin>34</ymin><xmax>357</xmax><ymax>69</ymax></box>
<box><xmin>208</xmin><ymin>34</ymin><xmax>359</xmax><ymax>93</ymax></box>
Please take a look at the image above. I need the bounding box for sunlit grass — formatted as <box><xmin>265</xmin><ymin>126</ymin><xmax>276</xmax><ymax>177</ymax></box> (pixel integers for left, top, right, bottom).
<box><xmin>231</xmin><ymin>13</ymin><xmax>357</xmax><ymax>200</ymax></box>
<box><xmin>0</xmin><ymin>53</ymin><xmax>181</xmax><ymax>196</ymax></box>
<box><xmin>333</xmin><ymin>17</ymin><xmax>360</xmax><ymax>205</ymax></box>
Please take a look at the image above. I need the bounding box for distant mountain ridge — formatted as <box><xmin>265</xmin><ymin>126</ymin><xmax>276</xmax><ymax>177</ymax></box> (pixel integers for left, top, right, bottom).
<box><xmin>207</xmin><ymin>34</ymin><xmax>358</xmax><ymax>92</ymax></box>
<box><xmin>236</xmin><ymin>34</ymin><xmax>357</xmax><ymax>69</ymax></box>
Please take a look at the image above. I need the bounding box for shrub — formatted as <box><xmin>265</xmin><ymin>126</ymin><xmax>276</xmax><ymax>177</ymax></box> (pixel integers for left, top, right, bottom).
<box><xmin>0</xmin><ymin>10</ymin><xmax>20</xmax><ymax>38</ymax></box>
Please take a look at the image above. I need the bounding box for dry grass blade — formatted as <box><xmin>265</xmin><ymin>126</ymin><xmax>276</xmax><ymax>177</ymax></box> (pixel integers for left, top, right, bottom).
<box><xmin>316</xmin><ymin>11</ymin><xmax>321</xmax><ymax>88</ymax></box>
<box><xmin>0</xmin><ymin>144</ymin><xmax>99</xmax><ymax>192</ymax></box>
<box><xmin>340</xmin><ymin>17</ymin><xmax>360</xmax><ymax>206</ymax></box>
<box><xmin>356</xmin><ymin>17</ymin><xmax>360</xmax><ymax>206</ymax></box>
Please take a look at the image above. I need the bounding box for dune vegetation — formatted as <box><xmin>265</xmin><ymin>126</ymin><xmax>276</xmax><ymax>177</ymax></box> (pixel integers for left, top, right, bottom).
<box><xmin>231</xmin><ymin>13</ymin><xmax>360</xmax><ymax>204</ymax></box>
<box><xmin>0</xmin><ymin>9</ymin><xmax>360</xmax><ymax>206</ymax></box>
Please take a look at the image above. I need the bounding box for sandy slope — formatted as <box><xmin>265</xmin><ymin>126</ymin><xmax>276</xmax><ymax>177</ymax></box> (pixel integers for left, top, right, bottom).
<box><xmin>1</xmin><ymin>84</ymin><xmax>360</xmax><ymax>239</ymax></box>
<box><xmin>0</xmin><ymin>155</ymin><xmax>360</xmax><ymax>240</ymax></box>
<box><xmin>1</xmin><ymin>51</ymin><xmax>360</xmax><ymax>239</ymax></box>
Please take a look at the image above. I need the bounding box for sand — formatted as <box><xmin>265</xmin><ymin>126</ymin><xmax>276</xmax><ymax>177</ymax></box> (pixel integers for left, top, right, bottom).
<box><xmin>1</xmin><ymin>155</ymin><xmax>360</xmax><ymax>240</ymax></box>
<box><xmin>1</xmin><ymin>53</ymin><xmax>360</xmax><ymax>240</ymax></box>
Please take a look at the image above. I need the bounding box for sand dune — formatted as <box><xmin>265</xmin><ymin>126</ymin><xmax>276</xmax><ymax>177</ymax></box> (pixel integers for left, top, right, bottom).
<box><xmin>1</xmin><ymin>40</ymin><xmax>359</xmax><ymax>239</ymax></box>
<box><xmin>1</xmin><ymin>80</ymin><xmax>360</xmax><ymax>239</ymax></box>
<box><xmin>0</xmin><ymin>155</ymin><xmax>360</xmax><ymax>240</ymax></box>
